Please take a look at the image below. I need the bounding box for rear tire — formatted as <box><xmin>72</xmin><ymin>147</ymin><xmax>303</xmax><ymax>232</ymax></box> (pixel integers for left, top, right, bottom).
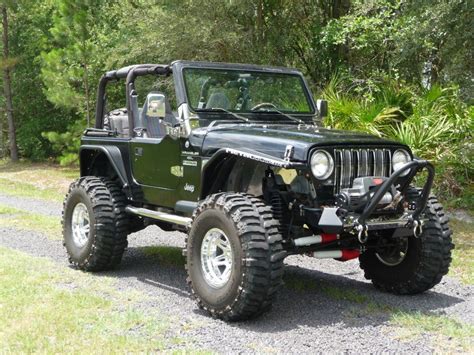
<box><xmin>186</xmin><ymin>193</ymin><xmax>285</xmax><ymax>321</ymax></box>
<box><xmin>62</xmin><ymin>177</ymin><xmax>129</xmax><ymax>271</ymax></box>
<box><xmin>360</xmin><ymin>191</ymin><xmax>453</xmax><ymax>294</ymax></box>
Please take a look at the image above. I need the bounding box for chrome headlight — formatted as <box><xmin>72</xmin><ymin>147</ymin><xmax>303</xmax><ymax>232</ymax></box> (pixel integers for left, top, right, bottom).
<box><xmin>310</xmin><ymin>150</ymin><xmax>334</xmax><ymax>180</ymax></box>
<box><xmin>392</xmin><ymin>149</ymin><xmax>412</xmax><ymax>176</ymax></box>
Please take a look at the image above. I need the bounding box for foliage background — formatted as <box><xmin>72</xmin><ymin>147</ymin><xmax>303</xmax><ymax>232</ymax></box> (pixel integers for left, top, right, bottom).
<box><xmin>1</xmin><ymin>0</ymin><xmax>472</xmax><ymax>208</ymax></box>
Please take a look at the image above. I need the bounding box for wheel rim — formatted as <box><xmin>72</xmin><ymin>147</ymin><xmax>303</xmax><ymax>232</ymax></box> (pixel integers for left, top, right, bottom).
<box><xmin>200</xmin><ymin>228</ymin><xmax>233</xmax><ymax>288</ymax></box>
<box><xmin>71</xmin><ymin>202</ymin><xmax>90</xmax><ymax>248</ymax></box>
<box><xmin>375</xmin><ymin>238</ymin><xmax>409</xmax><ymax>266</ymax></box>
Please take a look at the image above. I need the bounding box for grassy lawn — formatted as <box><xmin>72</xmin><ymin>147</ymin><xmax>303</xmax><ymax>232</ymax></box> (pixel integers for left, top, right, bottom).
<box><xmin>0</xmin><ymin>205</ymin><xmax>61</xmax><ymax>239</ymax></box>
<box><xmin>0</xmin><ymin>160</ymin><xmax>77</xmax><ymax>202</ymax></box>
<box><xmin>0</xmin><ymin>247</ymin><xmax>175</xmax><ymax>352</ymax></box>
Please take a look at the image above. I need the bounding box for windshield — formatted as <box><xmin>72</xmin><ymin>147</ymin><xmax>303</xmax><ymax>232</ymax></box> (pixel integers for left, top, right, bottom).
<box><xmin>183</xmin><ymin>68</ymin><xmax>314</xmax><ymax>116</ymax></box>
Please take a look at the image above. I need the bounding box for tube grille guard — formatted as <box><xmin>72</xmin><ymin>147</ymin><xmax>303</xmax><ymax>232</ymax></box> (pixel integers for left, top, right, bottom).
<box><xmin>355</xmin><ymin>159</ymin><xmax>435</xmax><ymax>229</ymax></box>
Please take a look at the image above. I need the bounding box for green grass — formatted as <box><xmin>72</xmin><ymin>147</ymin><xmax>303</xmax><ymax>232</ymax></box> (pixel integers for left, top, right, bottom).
<box><xmin>283</xmin><ymin>273</ymin><xmax>368</xmax><ymax>303</ymax></box>
<box><xmin>0</xmin><ymin>160</ymin><xmax>77</xmax><ymax>202</ymax></box>
<box><xmin>282</xmin><ymin>273</ymin><xmax>318</xmax><ymax>292</ymax></box>
<box><xmin>0</xmin><ymin>204</ymin><xmax>61</xmax><ymax>239</ymax></box>
<box><xmin>391</xmin><ymin>312</ymin><xmax>474</xmax><ymax>351</ymax></box>
<box><xmin>449</xmin><ymin>218</ymin><xmax>474</xmax><ymax>285</ymax></box>
<box><xmin>283</xmin><ymin>270</ymin><xmax>473</xmax><ymax>351</ymax></box>
<box><xmin>142</xmin><ymin>245</ymin><xmax>185</xmax><ymax>267</ymax></box>
<box><xmin>0</xmin><ymin>177</ymin><xmax>63</xmax><ymax>202</ymax></box>
<box><xmin>321</xmin><ymin>284</ymin><xmax>368</xmax><ymax>304</ymax></box>
<box><xmin>0</xmin><ymin>247</ymin><xmax>173</xmax><ymax>352</ymax></box>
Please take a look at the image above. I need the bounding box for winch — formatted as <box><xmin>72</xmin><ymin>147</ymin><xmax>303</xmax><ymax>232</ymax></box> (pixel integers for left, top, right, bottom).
<box><xmin>335</xmin><ymin>177</ymin><xmax>396</xmax><ymax>211</ymax></box>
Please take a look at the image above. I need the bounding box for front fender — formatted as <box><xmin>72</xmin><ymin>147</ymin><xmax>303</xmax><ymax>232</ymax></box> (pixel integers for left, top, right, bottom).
<box><xmin>220</xmin><ymin>148</ymin><xmax>305</xmax><ymax>169</ymax></box>
<box><xmin>200</xmin><ymin>147</ymin><xmax>305</xmax><ymax>198</ymax></box>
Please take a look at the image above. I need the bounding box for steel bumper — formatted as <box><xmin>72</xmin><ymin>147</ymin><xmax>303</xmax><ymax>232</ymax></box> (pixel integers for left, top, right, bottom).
<box><xmin>316</xmin><ymin>159</ymin><xmax>435</xmax><ymax>239</ymax></box>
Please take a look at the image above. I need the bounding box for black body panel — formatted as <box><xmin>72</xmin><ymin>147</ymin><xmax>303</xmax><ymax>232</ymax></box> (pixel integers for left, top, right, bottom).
<box><xmin>199</xmin><ymin>124</ymin><xmax>405</xmax><ymax>161</ymax></box>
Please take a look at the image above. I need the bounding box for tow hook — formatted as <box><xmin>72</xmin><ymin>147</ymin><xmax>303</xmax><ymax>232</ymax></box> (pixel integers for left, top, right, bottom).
<box><xmin>411</xmin><ymin>219</ymin><xmax>424</xmax><ymax>238</ymax></box>
<box><xmin>355</xmin><ymin>223</ymin><xmax>369</xmax><ymax>244</ymax></box>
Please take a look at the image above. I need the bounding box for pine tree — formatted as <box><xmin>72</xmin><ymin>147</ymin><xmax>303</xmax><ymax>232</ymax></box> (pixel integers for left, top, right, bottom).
<box><xmin>1</xmin><ymin>3</ymin><xmax>18</xmax><ymax>161</ymax></box>
<box><xmin>41</xmin><ymin>0</ymin><xmax>103</xmax><ymax>125</ymax></box>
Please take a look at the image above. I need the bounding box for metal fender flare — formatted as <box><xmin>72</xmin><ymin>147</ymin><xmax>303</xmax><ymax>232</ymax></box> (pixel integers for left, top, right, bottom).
<box><xmin>80</xmin><ymin>145</ymin><xmax>128</xmax><ymax>186</ymax></box>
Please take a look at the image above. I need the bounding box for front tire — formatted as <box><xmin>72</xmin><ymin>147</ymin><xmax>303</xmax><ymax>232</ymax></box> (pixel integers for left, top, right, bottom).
<box><xmin>360</xmin><ymin>193</ymin><xmax>454</xmax><ymax>294</ymax></box>
<box><xmin>62</xmin><ymin>177</ymin><xmax>129</xmax><ymax>271</ymax></box>
<box><xmin>186</xmin><ymin>193</ymin><xmax>286</xmax><ymax>321</ymax></box>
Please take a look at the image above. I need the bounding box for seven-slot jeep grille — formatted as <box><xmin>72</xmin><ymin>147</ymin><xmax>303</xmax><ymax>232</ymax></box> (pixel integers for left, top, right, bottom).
<box><xmin>334</xmin><ymin>148</ymin><xmax>392</xmax><ymax>193</ymax></box>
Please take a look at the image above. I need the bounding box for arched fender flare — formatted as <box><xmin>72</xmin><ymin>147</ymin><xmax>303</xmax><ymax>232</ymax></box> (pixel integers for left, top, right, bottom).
<box><xmin>200</xmin><ymin>147</ymin><xmax>306</xmax><ymax>198</ymax></box>
<box><xmin>80</xmin><ymin>145</ymin><xmax>129</xmax><ymax>187</ymax></box>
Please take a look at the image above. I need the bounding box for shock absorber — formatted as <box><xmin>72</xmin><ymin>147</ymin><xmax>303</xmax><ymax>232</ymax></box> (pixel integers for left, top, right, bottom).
<box><xmin>264</xmin><ymin>168</ymin><xmax>289</xmax><ymax>237</ymax></box>
<box><xmin>271</xmin><ymin>191</ymin><xmax>288</xmax><ymax>236</ymax></box>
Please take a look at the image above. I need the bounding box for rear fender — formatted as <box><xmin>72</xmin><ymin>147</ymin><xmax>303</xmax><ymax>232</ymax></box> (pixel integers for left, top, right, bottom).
<box><xmin>80</xmin><ymin>145</ymin><xmax>128</xmax><ymax>187</ymax></box>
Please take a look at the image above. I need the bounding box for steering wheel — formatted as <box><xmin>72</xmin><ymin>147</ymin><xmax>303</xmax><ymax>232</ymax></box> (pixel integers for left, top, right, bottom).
<box><xmin>251</xmin><ymin>102</ymin><xmax>277</xmax><ymax>111</ymax></box>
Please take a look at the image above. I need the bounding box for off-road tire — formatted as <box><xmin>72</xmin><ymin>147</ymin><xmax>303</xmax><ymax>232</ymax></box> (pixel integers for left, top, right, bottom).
<box><xmin>186</xmin><ymin>193</ymin><xmax>286</xmax><ymax>321</ymax></box>
<box><xmin>62</xmin><ymin>177</ymin><xmax>129</xmax><ymax>271</ymax></box>
<box><xmin>360</xmin><ymin>189</ymin><xmax>453</xmax><ymax>294</ymax></box>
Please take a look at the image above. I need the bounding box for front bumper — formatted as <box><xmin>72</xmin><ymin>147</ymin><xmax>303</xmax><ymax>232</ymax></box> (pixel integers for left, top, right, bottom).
<box><xmin>313</xmin><ymin>159</ymin><xmax>435</xmax><ymax>238</ymax></box>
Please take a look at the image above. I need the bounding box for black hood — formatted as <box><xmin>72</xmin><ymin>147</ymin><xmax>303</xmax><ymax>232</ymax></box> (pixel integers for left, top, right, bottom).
<box><xmin>198</xmin><ymin>124</ymin><xmax>405</xmax><ymax>161</ymax></box>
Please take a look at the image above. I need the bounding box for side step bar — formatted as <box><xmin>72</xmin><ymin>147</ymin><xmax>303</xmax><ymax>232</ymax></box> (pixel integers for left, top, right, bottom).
<box><xmin>125</xmin><ymin>206</ymin><xmax>192</xmax><ymax>226</ymax></box>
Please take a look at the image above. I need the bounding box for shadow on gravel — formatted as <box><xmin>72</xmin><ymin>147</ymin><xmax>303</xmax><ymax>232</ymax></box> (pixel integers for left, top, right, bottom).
<box><xmin>94</xmin><ymin>244</ymin><xmax>465</xmax><ymax>333</ymax></box>
<box><xmin>237</xmin><ymin>265</ymin><xmax>465</xmax><ymax>332</ymax></box>
<box><xmin>97</xmin><ymin>245</ymin><xmax>191</xmax><ymax>299</ymax></box>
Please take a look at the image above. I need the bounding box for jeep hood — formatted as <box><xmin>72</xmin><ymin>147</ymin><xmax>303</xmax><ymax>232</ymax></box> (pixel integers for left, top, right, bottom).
<box><xmin>199</xmin><ymin>125</ymin><xmax>405</xmax><ymax>161</ymax></box>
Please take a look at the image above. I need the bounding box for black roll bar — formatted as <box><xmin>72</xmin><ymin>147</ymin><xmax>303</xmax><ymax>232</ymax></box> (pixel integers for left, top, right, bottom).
<box><xmin>94</xmin><ymin>64</ymin><xmax>171</xmax><ymax>130</ymax></box>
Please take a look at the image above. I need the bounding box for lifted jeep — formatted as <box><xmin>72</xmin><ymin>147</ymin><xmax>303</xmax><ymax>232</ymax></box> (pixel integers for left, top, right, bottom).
<box><xmin>63</xmin><ymin>61</ymin><xmax>453</xmax><ymax>321</ymax></box>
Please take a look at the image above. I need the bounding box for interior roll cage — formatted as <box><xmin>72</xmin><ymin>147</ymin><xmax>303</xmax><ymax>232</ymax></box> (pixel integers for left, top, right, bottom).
<box><xmin>94</xmin><ymin>64</ymin><xmax>171</xmax><ymax>134</ymax></box>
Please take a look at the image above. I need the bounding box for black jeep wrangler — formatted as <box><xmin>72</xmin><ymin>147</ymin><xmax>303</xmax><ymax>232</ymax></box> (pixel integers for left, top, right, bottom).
<box><xmin>63</xmin><ymin>61</ymin><xmax>453</xmax><ymax>321</ymax></box>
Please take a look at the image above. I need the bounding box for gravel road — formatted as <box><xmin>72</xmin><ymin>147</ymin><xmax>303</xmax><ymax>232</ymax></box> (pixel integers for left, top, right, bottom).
<box><xmin>0</xmin><ymin>193</ymin><xmax>472</xmax><ymax>353</ymax></box>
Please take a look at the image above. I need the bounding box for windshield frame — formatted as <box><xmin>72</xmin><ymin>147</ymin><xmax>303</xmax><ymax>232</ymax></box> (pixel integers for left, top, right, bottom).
<box><xmin>174</xmin><ymin>61</ymin><xmax>317</xmax><ymax>120</ymax></box>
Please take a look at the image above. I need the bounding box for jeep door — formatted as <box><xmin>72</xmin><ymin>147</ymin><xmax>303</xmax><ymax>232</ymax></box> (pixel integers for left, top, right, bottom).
<box><xmin>129</xmin><ymin>76</ymin><xmax>182</xmax><ymax>208</ymax></box>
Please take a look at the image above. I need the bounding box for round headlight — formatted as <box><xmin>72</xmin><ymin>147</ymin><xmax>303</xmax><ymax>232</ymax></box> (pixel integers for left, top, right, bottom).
<box><xmin>392</xmin><ymin>149</ymin><xmax>412</xmax><ymax>176</ymax></box>
<box><xmin>310</xmin><ymin>150</ymin><xmax>334</xmax><ymax>180</ymax></box>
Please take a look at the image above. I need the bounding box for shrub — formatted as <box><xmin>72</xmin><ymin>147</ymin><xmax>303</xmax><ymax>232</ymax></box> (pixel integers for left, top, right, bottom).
<box><xmin>42</xmin><ymin>120</ymin><xmax>85</xmax><ymax>166</ymax></box>
<box><xmin>323</xmin><ymin>76</ymin><xmax>473</xmax><ymax>209</ymax></box>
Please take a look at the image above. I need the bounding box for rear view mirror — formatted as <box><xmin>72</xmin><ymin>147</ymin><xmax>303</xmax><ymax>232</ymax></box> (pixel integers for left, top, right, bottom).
<box><xmin>146</xmin><ymin>93</ymin><xmax>166</xmax><ymax>118</ymax></box>
<box><xmin>316</xmin><ymin>99</ymin><xmax>328</xmax><ymax>118</ymax></box>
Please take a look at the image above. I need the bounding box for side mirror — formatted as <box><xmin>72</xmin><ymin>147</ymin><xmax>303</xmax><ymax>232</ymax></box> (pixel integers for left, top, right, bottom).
<box><xmin>316</xmin><ymin>99</ymin><xmax>328</xmax><ymax>118</ymax></box>
<box><xmin>146</xmin><ymin>93</ymin><xmax>166</xmax><ymax>118</ymax></box>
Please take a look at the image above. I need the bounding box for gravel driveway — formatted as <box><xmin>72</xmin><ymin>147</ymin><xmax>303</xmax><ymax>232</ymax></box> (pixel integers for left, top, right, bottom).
<box><xmin>0</xmin><ymin>193</ymin><xmax>472</xmax><ymax>353</ymax></box>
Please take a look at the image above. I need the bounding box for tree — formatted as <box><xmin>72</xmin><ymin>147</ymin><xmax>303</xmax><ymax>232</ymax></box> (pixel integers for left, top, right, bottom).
<box><xmin>41</xmin><ymin>0</ymin><xmax>105</xmax><ymax>125</ymax></box>
<box><xmin>1</xmin><ymin>4</ymin><xmax>18</xmax><ymax>161</ymax></box>
<box><xmin>9</xmin><ymin>0</ymin><xmax>71</xmax><ymax>161</ymax></box>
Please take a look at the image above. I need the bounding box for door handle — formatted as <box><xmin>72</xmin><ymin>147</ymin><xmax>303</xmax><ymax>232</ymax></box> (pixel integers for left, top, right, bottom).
<box><xmin>135</xmin><ymin>147</ymin><xmax>143</xmax><ymax>156</ymax></box>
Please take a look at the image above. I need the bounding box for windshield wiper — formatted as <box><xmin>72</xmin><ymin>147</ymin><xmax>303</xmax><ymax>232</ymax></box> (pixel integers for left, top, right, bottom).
<box><xmin>253</xmin><ymin>108</ymin><xmax>305</xmax><ymax>124</ymax></box>
<box><xmin>195</xmin><ymin>107</ymin><xmax>249</xmax><ymax>122</ymax></box>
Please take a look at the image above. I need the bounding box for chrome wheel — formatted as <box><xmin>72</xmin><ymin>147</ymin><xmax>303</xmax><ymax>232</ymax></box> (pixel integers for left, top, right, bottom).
<box><xmin>376</xmin><ymin>238</ymin><xmax>409</xmax><ymax>266</ymax></box>
<box><xmin>71</xmin><ymin>202</ymin><xmax>90</xmax><ymax>248</ymax></box>
<box><xmin>200</xmin><ymin>228</ymin><xmax>233</xmax><ymax>288</ymax></box>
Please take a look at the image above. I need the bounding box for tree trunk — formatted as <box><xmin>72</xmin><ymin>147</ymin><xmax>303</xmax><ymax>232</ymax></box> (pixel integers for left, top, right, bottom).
<box><xmin>256</xmin><ymin>0</ymin><xmax>264</xmax><ymax>44</ymax></box>
<box><xmin>83</xmin><ymin>62</ymin><xmax>90</xmax><ymax>126</ymax></box>
<box><xmin>2</xmin><ymin>6</ymin><xmax>18</xmax><ymax>162</ymax></box>
<box><xmin>0</xmin><ymin>112</ymin><xmax>4</xmax><ymax>158</ymax></box>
